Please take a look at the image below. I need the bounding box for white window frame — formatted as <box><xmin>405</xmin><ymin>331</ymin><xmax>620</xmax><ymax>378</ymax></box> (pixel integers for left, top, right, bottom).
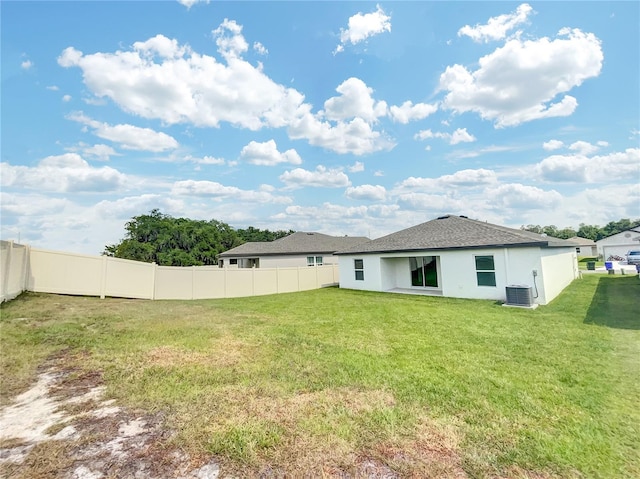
<box><xmin>354</xmin><ymin>259</ymin><xmax>364</xmax><ymax>281</ymax></box>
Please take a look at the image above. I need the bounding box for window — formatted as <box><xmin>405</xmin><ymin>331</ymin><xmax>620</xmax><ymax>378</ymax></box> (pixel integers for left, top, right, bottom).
<box><xmin>354</xmin><ymin>259</ymin><xmax>364</xmax><ymax>281</ymax></box>
<box><xmin>409</xmin><ymin>256</ymin><xmax>438</xmax><ymax>287</ymax></box>
<box><xmin>230</xmin><ymin>259</ymin><xmax>238</xmax><ymax>265</ymax></box>
<box><xmin>307</xmin><ymin>256</ymin><xmax>323</xmax><ymax>266</ymax></box>
<box><xmin>475</xmin><ymin>255</ymin><xmax>496</xmax><ymax>287</ymax></box>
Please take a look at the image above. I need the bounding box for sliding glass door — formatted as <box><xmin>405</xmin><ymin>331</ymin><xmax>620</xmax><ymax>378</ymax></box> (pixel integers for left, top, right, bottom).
<box><xmin>409</xmin><ymin>256</ymin><xmax>438</xmax><ymax>288</ymax></box>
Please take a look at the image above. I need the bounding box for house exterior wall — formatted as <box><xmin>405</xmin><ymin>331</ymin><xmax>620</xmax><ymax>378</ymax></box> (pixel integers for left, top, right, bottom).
<box><xmin>540</xmin><ymin>248</ymin><xmax>578</xmax><ymax>304</ymax></box>
<box><xmin>596</xmin><ymin>230</ymin><xmax>640</xmax><ymax>259</ymax></box>
<box><xmin>222</xmin><ymin>254</ymin><xmax>339</xmax><ymax>269</ymax></box>
<box><xmin>339</xmin><ymin>246</ymin><xmax>576</xmax><ymax>305</ymax></box>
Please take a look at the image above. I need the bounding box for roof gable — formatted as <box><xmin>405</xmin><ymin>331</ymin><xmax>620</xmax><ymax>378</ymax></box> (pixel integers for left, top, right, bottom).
<box><xmin>219</xmin><ymin>232</ymin><xmax>370</xmax><ymax>257</ymax></box>
<box><xmin>336</xmin><ymin>215</ymin><xmax>573</xmax><ymax>255</ymax></box>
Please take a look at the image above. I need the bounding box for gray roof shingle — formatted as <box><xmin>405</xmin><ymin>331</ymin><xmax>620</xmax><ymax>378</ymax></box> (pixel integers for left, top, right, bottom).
<box><xmin>218</xmin><ymin>232</ymin><xmax>370</xmax><ymax>257</ymax></box>
<box><xmin>336</xmin><ymin>215</ymin><xmax>574</xmax><ymax>255</ymax></box>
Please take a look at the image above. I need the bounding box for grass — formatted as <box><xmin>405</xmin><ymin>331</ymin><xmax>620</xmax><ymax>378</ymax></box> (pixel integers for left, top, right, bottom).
<box><xmin>578</xmin><ymin>256</ymin><xmax>604</xmax><ymax>270</ymax></box>
<box><xmin>1</xmin><ymin>275</ymin><xmax>639</xmax><ymax>477</ymax></box>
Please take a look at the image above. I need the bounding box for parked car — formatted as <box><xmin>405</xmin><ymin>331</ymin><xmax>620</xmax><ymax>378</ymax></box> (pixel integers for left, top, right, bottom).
<box><xmin>625</xmin><ymin>250</ymin><xmax>640</xmax><ymax>265</ymax></box>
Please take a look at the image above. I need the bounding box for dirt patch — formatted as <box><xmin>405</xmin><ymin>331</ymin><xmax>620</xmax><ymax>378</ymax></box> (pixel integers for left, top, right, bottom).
<box><xmin>0</xmin><ymin>356</ymin><xmax>220</xmax><ymax>479</ymax></box>
<box><xmin>0</xmin><ymin>353</ymin><xmax>469</xmax><ymax>478</ymax></box>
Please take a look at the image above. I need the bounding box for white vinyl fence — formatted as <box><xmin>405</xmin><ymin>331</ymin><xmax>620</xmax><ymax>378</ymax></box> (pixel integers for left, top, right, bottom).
<box><xmin>0</xmin><ymin>240</ymin><xmax>339</xmax><ymax>302</ymax></box>
<box><xmin>1</xmin><ymin>241</ymin><xmax>30</xmax><ymax>303</ymax></box>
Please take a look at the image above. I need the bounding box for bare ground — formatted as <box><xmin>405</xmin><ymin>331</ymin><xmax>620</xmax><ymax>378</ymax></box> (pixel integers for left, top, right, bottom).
<box><xmin>0</xmin><ymin>352</ymin><xmax>469</xmax><ymax>479</ymax></box>
<box><xmin>0</xmin><ymin>354</ymin><xmax>219</xmax><ymax>479</ymax></box>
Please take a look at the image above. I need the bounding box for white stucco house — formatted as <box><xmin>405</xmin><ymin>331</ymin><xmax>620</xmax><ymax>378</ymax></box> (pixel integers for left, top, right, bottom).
<box><xmin>595</xmin><ymin>227</ymin><xmax>640</xmax><ymax>260</ymax></box>
<box><xmin>336</xmin><ymin>215</ymin><xmax>579</xmax><ymax>306</ymax></box>
<box><xmin>217</xmin><ymin>232</ymin><xmax>370</xmax><ymax>269</ymax></box>
<box><xmin>564</xmin><ymin>236</ymin><xmax>597</xmax><ymax>257</ymax></box>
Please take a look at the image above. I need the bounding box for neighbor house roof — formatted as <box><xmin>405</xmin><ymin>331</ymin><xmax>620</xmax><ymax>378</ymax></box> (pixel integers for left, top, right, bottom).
<box><xmin>336</xmin><ymin>215</ymin><xmax>573</xmax><ymax>255</ymax></box>
<box><xmin>218</xmin><ymin>232</ymin><xmax>370</xmax><ymax>258</ymax></box>
<box><xmin>564</xmin><ymin>236</ymin><xmax>596</xmax><ymax>247</ymax></box>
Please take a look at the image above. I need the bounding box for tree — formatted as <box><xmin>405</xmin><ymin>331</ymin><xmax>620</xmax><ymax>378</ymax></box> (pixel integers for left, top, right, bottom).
<box><xmin>104</xmin><ymin>210</ymin><xmax>295</xmax><ymax>266</ymax></box>
<box><xmin>236</xmin><ymin>226</ymin><xmax>293</xmax><ymax>242</ymax></box>
<box><xmin>522</xmin><ymin>218</ymin><xmax>640</xmax><ymax>241</ymax></box>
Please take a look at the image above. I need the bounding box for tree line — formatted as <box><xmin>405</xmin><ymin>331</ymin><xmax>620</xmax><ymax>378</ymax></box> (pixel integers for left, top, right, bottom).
<box><xmin>521</xmin><ymin>218</ymin><xmax>639</xmax><ymax>241</ymax></box>
<box><xmin>103</xmin><ymin>210</ymin><xmax>293</xmax><ymax>266</ymax></box>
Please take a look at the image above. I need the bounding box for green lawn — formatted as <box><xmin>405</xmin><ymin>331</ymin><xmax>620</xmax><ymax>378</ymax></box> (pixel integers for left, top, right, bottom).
<box><xmin>1</xmin><ymin>274</ymin><xmax>639</xmax><ymax>477</ymax></box>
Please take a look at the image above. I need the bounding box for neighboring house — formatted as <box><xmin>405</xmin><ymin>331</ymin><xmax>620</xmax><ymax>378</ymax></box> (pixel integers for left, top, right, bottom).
<box><xmin>564</xmin><ymin>236</ymin><xmax>597</xmax><ymax>257</ymax></box>
<box><xmin>217</xmin><ymin>232</ymin><xmax>370</xmax><ymax>269</ymax></box>
<box><xmin>336</xmin><ymin>215</ymin><xmax>579</xmax><ymax>306</ymax></box>
<box><xmin>596</xmin><ymin>227</ymin><xmax>640</xmax><ymax>260</ymax></box>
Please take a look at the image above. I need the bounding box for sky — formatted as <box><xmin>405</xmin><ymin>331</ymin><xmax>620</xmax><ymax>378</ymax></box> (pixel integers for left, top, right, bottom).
<box><xmin>1</xmin><ymin>1</ymin><xmax>639</xmax><ymax>255</ymax></box>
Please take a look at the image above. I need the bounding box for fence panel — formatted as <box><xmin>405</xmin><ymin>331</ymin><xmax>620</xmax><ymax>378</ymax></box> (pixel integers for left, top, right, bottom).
<box><xmin>105</xmin><ymin>257</ymin><xmax>155</xmax><ymax>299</ymax></box>
<box><xmin>253</xmin><ymin>269</ymin><xmax>278</xmax><ymax>296</ymax></box>
<box><xmin>1</xmin><ymin>241</ymin><xmax>29</xmax><ymax>302</ymax></box>
<box><xmin>193</xmin><ymin>267</ymin><xmax>225</xmax><ymax>299</ymax></box>
<box><xmin>28</xmin><ymin>248</ymin><xmax>102</xmax><ymax>296</ymax></box>
<box><xmin>317</xmin><ymin>265</ymin><xmax>338</xmax><ymax>287</ymax></box>
<box><xmin>155</xmin><ymin>266</ymin><xmax>193</xmax><ymax>300</ymax></box>
<box><xmin>7</xmin><ymin>245</ymin><xmax>340</xmax><ymax>302</ymax></box>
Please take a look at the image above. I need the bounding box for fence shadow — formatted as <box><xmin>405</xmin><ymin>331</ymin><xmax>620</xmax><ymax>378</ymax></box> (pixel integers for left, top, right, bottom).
<box><xmin>584</xmin><ymin>275</ymin><xmax>640</xmax><ymax>330</ymax></box>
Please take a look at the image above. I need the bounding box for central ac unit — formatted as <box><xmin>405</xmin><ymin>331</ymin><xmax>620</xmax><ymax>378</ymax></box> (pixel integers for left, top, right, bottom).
<box><xmin>505</xmin><ymin>285</ymin><xmax>534</xmax><ymax>307</ymax></box>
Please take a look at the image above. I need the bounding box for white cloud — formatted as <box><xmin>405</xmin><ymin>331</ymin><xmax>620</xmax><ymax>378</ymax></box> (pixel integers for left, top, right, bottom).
<box><xmin>348</xmin><ymin>161</ymin><xmax>365</xmax><ymax>173</ymax></box>
<box><xmin>414</xmin><ymin>127</ymin><xmax>476</xmax><ymax>145</ymax></box>
<box><xmin>279</xmin><ymin>165</ymin><xmax>351</xmax><ymax>189</ymax></box>
<box><xmin>458</xmin><ymin>3</ymin><xmax>533</xmax><ymax>43</ymax></box>
<box><xmin>83</xmin><ymin>144</ymin><xmax>118</xmax><ymax>161</ymax></box>
<box><xmin>322</xmin><ymin>77</ymin><xmax>387</xmax><ymax>123</ymax></box>
<box><xmin>240</xmin><ymin>139</ymin><xmax>302</xmax><ymax>166</ymax></box>
<box><xmin>213</xmin><ymin>19</ymin><xmax>249</xmax><ymax>61</ymax></box>
<box><xmin>57</xmin><ymin>26</ymin><xmax>391</xmax><ymax>155</ymax></box>
<box><xmin>486</xmin><ymin>183</ymin><xmax>562</xmax><ymax>209</ymax></box>
<box><xmin>389</xmin><ymin>101</ymin><xmax>438</xmax><ymax>124</ymax></box>
<box><xmin>335</xmin><ymin>4</ymin><xmax>391</xmax><ymax>54</ymax></box>
<box><xmin>536</xmin><ymin>148</ymin><xmax>640</xmax><ymax>183</ymax></box>
<box><xmin>396</xmin><ymin>193</ymin><xmax>465</xmax><ymax>212</ymax></box>
<box><xmin>345</xmin><ymin>184</ymin><xmax>386</xmax><ymax>201</ymax></box>
<box><xmin>21</xmin><ymin>60</ymin><xmax>33</xmax><ymax>70</ymax></box>
<box><xmin>439</xmin><ymin>28</ymin><xmax>603</xmax><ymax>127</ymax></box>
<box><xmin>94</xmin><ymin>194</ymin><xmax>183</xmax><ymax>219</ymax></box>
<box><xmin>543</xmin><ymin>139</ymin><xmax>564</xmax><ymax>151</ymax></box>
<box><xmin>46</xmin><ymin>85</ymin><xmax>59</xmax><ymax>91</ymax></box>
<box><xmin>1</xmin><ymin>154</ymin><xmax>127</xmax><ymax>193</ymax></box>
<box><xmin>288</xmin><ymin>113</ymin><xmax>395</xmax><ymax>155</ymax></box>
<box><xmin>67</xmin><ymin>112</ymin><xmax>178</xmax><ymax>152</ymax></box>
<box><xmin>0</xmin><ymin>192</ymin><xmax>71</xmax><ymax>217</ymax></box>
<box><xmin>172</xmin><ymin>180</ymin><xmax>292</xmax><ymax>204</ymax></box>
<box><xmin>62</xmin><ymin>94</ymin><xmax>72</xmax><ymax>102</ymax></box>
<box><xmin>568</xmin><ymin>140</ymin><xmax>600</xmax><ymax>155</ymax></box>
<box><xmin>184</xmin><ymin>155</ymin><xmax>225</xmax><ymax>165</ymax></box>
<box><xmin>397</xmin><ymin>168</ymin><xmax>498</xmax><ymax>191</ymax></box>
<box><xmin>177</xmin><ymin>0</ymin><xmax>210</xmax><ymax>9</ymax></box>
<box><xmin>253</xmin><ymin>42</ymin><xmax>268</xmax><ymax>55</ymax></box>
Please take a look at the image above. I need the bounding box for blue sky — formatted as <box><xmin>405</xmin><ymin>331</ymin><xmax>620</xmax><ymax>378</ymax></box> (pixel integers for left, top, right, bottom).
<box><xmin>2</xmin><ymin>1</ymin><xmax>639</xmax><ymax>254</ymax></box>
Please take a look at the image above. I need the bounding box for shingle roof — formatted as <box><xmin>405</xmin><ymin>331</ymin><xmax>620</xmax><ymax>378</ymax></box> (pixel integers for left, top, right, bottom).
<box><xmin>336</xmin><ymin>215</ymin><xmax>573</xmax><ymax>255</ymax></box>
<box><xmin>564</xmin><ymin>236</ymin><xmax>596</xmax><ymax>246</ymax></box>
<box><xmin>218</xmin><ymin>232</ymin><xmax>370</xmax><ymax>257</ymax></box>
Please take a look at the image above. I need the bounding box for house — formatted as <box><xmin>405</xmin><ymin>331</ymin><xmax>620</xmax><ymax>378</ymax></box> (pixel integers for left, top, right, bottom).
<box><xmin>595</xmin><ymin>227</ymin><xmax>640</xmax><ymax>260</ymax></box>
<box><xmin>217</xmin><ymin>231</ymin><xmax>370</xmax><ymax>268</ymax></box>
<box><xmin>564</xmin><ymin>236</ymin><xmax>597</xmax><ymax>257</ymax></box>
<box><xmin>335</xmin><ymin>215</ymin><xmax>579</xmax><ymax>306</ymax></box>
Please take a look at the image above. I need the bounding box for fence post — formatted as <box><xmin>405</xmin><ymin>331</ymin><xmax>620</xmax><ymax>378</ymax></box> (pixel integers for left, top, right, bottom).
<box><xmin>151</xmin><ymin>263</ymin><xmax>157</xmax><ymax>300</ymax></box>
<box><xmin>191</xmin><ymin>266</ymin><xmax>195</xmax><ymax>300</ymax></box>
<box><xmin>1</xmin><ymin>241</ymin><xmax>12</xmax><ymax>302</ymax></box>
<box><xmin>100</xmin><ymin>255</ymin><xmax>108</xmax><ymax>299</ymax></box>
<box><xmin>23</xmin><ymin>244</ymin><xmax>31</xmax><ymax>292</ymax></box>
